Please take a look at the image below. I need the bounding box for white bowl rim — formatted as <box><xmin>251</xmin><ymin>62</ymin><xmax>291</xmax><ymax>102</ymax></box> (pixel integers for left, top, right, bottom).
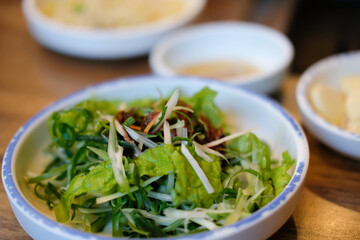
<box><xmin>150</xmin><ymin>21</ymin><xmax>294</xmax><ymax>86</ymax></box>
<box><xmin>296</xmin><ymin>50</ymin><xmax>360</xmax><ymax>141</ymax></box>
<box><xmin>22</xmin><ymin>0</ymin><xmax>206</xmax><ymax>39</ymax></box>
<box><xmin>2</xmin><ymin>75</ymin><xmax>308</xmax><ymax>239</ymax></box>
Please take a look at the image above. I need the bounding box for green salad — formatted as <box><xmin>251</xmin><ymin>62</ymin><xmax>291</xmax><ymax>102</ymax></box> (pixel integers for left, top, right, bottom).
<box><xmin>28</xmin><ymin>87</ymin><xmax>295</xmax><ymax>238</ymax></box>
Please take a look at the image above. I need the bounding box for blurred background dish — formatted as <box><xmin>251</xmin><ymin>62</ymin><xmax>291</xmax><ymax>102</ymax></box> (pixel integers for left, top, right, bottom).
<box><xmin>36</xmin><ymin>0</ymin><xmax>187</xmax><ymax>28</ymax></box>
<box><xmin>22</xmin><ymin>0</ymin><xmax>206</xmax><ymax>59</ymax></box>
<box><xmin>296</xmin><ymin>51</ymin><xmax>360</xmax><ymax>159</ymax></box>
<box><xmin>150</xmin><ymin>22</ymin><xmax>293</xmax><ymax>94</ymax></box>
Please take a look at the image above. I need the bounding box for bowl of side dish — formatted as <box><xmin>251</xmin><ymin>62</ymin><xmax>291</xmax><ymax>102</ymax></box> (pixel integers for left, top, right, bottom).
<box><xmin>296</xmin><ymin>51</ymin><xmax>360</xmax><ymax>159</ymax></box>
<box><xmin>2</xmin><ymin>76</ymin><xmax>308</xmax><ymax>239</ymax></box>
<box><xmin>150</xmin><ymin>22</ymin><xmax>294</xmax><ymax>94</ymax></box>
<box><xmin>22</xmin><ymin>0</ymin><xmax>206</xmax><ymax>59</ymax></box>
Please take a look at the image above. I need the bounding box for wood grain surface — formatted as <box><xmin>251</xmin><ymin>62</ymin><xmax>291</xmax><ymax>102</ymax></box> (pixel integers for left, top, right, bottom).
<box><xmin>1</xmin><ymin>1</ymin><xmax>360</xmax><ymax>239</ymax></box>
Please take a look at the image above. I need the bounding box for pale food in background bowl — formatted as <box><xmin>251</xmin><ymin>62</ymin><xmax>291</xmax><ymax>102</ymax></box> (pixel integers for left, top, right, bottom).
<box><xmin>22</xmin><ymin>0</ymin><xmax>206</xmax><ymax>59</ymax></box>
<box><xmin>2</xmin><ymin>76</ymin><xmax>308</xmax><ymax>240</ymax></box>
<box><xmin>297</xmin><ymin>51</ymin><xmax>360</xmax><ymax>159</ymax></box>
<box><xmin>309</xmin><ymin>75</ymin><xmax>360</xmax><ymax>134</ymax></box>
<box><xmin>36</xmin><ymin>0</ymin><xmax>186</xmax><ymax>28</ymax></box>
<box><xmin>150</xmin><ymin>22</ymin><xmax>294</xmax><ymax>94</ymax></box>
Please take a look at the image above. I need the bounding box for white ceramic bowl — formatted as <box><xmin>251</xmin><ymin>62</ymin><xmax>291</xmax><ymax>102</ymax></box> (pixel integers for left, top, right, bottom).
<box><xmin>2</xmin><ymin>76</ymin><xmax>308</xmax><ymax>240</ymax></box>
<box><xmin>297</xmin><ymin>51</ymin><xmax>360</xmax><ymax>159</ymax></box>
<box><xmin>21</xmin><ymin>0</ymin><xmax>206</xmax><ymax>59</ymax></box>
<box><xmin>150</xmin><ymin>22</ymin><xmax>294</xmax><ymax>94</ymax></box>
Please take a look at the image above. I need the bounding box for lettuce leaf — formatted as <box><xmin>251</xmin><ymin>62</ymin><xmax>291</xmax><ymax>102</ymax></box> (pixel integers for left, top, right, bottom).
<box><xmin>54</xmin><ymin>161</ymin><xmax>117</xmax><ymax>223</ymax></box>
<box><xmin>226</xmin><ymin>133</ymin><xmax>271</xmax><ymax>173</ymax></box>
<box><xmin>136</xmin><ymin>144</ymin><xmax>222</xmax><ymax>208</ymax></box>
<box><xmin>272</xmin><ymin>151</ymin><xmax>295</xmax><ymax>197</ymax></box>
<box><xmin>226</xmin><ymin>134</ymin><xmax>295</xmax><ymax>206</ymax></box>
<box><xmin>189</xmin><ymin>87</ymin><xmax>222</xmax><ymax>128</ymax></box>
<box><xmin>75</xmin><ymin>99</ymin><xmax>119</xmax><ymax>115</ymax></box>
<box><xmin>136</xmin><ymin>144</ymin><xmax>175</xmax><ymax>176</ymax></box>
<box><xmin>58</xmin><ymin>109</ymin><xmax>92</xmax><ymax>133</ymax></box>
<box><xmin>226</xmin><ymin>133</ymin><xmax>273</xmax><ymax>206</ymax></box>
<box><xmin>175</xmin><ymin>146</ymin><xmax>222</xmax><ymax>208</ymax></box>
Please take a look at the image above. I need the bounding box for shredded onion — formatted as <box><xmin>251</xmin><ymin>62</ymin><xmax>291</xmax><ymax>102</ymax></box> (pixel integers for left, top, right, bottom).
<box><xmin>164</xmin><ymin>121</ymin><xmax>171</xmax><ymax>144</ymax></box>
<box><xmin>173</xmin><ymin>106</ymin><xmax>194</xmax><ymax>113</ymax></box>
<box><xmin>191</xmin><ymin>218</ymin><xmax>219</xmax><ymax>230</ymax></box>
<box><xmin>170</xmin><ymin>120</ymin><xmax>185</xmax><ymax>130</ymax></box>
<box><xmin>247</xmin><ymin>187</ymin><xmax>267</xmax><ymax>203</ymax></box>
<box><xmin>204</xmin><ymin>128</ymin><xmax>256</xmax><ymax>148</ymax></box>
<box><xmin>109</xmin><ymin>144</ymin><xmax>127</xmax><ymax>187</ymax></box>
<box><xmin>193</xmin><ymin>141</ymin><xmax>213</xmax><ymax>162</ymax></box>
<box><xmin>108</xmin><ymin>118</ymin><xmax>128</xmax><ymax>189</ymax></box>
<box><xmin>176</xmin><ymin>127</ymin><xmax>184</xmax><ymax>138</ymax></box>
<box><xmin>152</xmin><ymin>89</ymin><xmax>179</xmax><ymax>133</ymax></box>
<box><xmin>138</xmin><ymin>141</ymin><xmax>144</xmax><ymax>151</ymax></box>
<box><xmin>96</xmin><ymin>186</ymin><xmax>139</xmax><ymax>204</ymax></box>
<box><xmin>194</xmin><ymin>141</ymin><xmax>228</xmax><ymax>162</ymax></box>
<box><xmin>125</xmin><ymin>126</ymin><xmax>158</xmax><ymax>148</ymax></box>
<box><xmin>123</xmin><ymin>211</ymin><xmax>136</xmax><ymax>227</ymax></box>
<box><xmin>164</xmin><ymin>208</ymin><xmax>233</xmax><ymax>219</ymax></box>
<box><xmin>141</xmin><ymin>176</ymin><xmax>162</xmax><ymax>187</ymax></box>
<box><xmin>78</xmin><ymin>207</ymin><xmax>112</xmax><ymax>214</ymax></box>
<box><xmin>182</xmin><ymin>128</ymin><xmax>188</xmax><ymax>139</ymax></box>
<box><xmin>114</xmin><ymin>119</ymin><xmax>130</xmax><ymax>141</ymax></box>
<box><xmin>148</xmin><ymin>191</ymin><xmax>173</xmax><ymax>202</ymax></box>
<box><xmin>181</xmin><ymin>143</ymin><xmax>214</xmax><ymax>194</ymax></box>
<box><xmin>122</xmin><ymin>208</ymin><xmax>173</xmax><ymax>226</ymax></box>
<box><xmin>100</xmin><ymin>112</ymin><xmax>133</xmax><ymax>143</ymax></box>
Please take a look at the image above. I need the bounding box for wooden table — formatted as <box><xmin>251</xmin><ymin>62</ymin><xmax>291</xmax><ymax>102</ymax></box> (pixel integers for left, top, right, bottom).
<box><xmin>1</xmin><ymin>1</ymin><xmax>360</xmax><ymax>239</ymax></box>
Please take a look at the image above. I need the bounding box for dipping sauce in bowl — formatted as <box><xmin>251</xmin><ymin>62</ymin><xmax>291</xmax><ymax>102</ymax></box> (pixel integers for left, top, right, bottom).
<box><xmin>150</xmin><ymin>22</ymin><xmax>293</xmax><ymax>94</ymax></box>
<box><xmin>178</xmin><ymin>60</ymin><xmax>260</xmax><ymax>80</ymax></box>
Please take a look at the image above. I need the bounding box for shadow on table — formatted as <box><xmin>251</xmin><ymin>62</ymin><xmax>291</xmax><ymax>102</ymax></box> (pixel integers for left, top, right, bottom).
<box><xmin>304</xmin><ymin>129</ymin><xmax>360</xmax><ymax>213</ymax></box>
<box><xmin>268</xmin><ymin>216</ymin><xmax>297</xmax><ymax>240</ymax></box>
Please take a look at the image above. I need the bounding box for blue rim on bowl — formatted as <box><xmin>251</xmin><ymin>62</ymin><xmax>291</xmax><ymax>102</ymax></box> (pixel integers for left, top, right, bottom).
<box><xmin>2</xmin><ymin>76</ymin><xmax>308</xmax><ymax>239</ymax></box>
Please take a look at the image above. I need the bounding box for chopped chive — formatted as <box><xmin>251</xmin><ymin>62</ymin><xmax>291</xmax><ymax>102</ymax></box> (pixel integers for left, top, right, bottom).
<box><xmin>28</xmin><ymin>164</ymin><xmax>68</xmax><ymax>183</ymax></box>
<box><xmin>123</xmin><ymin>117</ymin><xmax>136</xmax><ymax>127</ymax></box>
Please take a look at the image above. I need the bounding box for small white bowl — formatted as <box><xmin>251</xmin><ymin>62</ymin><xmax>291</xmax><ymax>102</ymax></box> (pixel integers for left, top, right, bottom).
<box><xmin>296</xmin><ymin>51</ymin><xmax>360</xmax><ymax>159</ymax></box>
<box><xmin>22</xmin><ymin>0</ymin><xmax>206</xmax><ymax>59</ymax></box>
<box><xmin>2</xmin><ymin>76</ymin><xmax>308</xmax><ymax>240</ymax></box>
<box><xmin>150</xmin><ymin>22</ymin><xmax>294</xmax><ymax>94</ymax></box>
